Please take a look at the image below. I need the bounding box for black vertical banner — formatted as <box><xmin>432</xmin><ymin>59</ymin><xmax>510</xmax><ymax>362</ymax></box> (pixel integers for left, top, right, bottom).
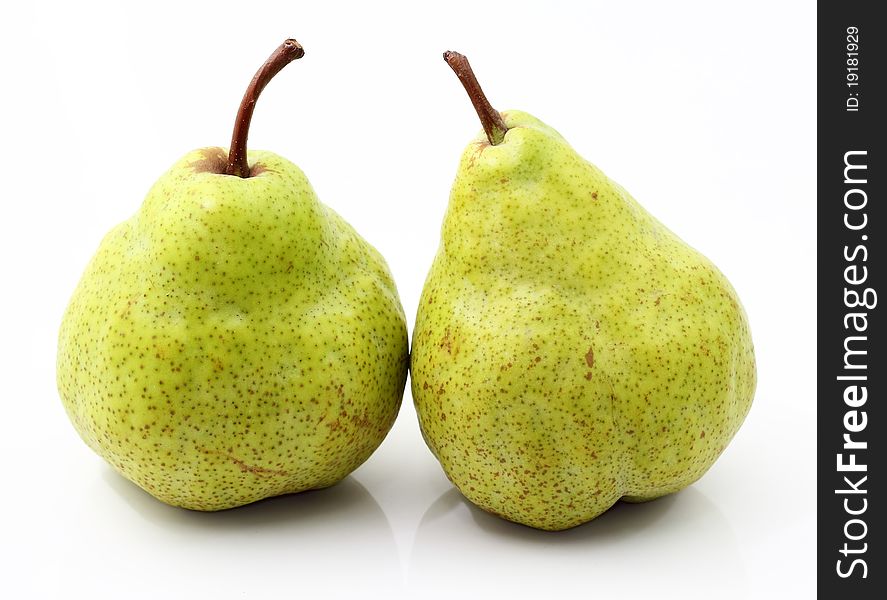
<box><xmin>818</xmin><ymin>2</ymin><xmax>884</xmax><ymax>597</ymax></box>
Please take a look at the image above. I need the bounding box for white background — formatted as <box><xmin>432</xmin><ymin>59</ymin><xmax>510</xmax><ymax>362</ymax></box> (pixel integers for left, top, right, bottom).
<box><xmin>0</xmin><ymin>1</ymin><xmax>815</xmax><ymax>598</ymax></box>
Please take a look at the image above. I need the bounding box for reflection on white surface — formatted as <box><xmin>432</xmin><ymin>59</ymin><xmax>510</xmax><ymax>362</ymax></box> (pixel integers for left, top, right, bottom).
<box><xmin>409</xmin><ymin>486</ymin><xmax>747</xmax><ymax>599</ymax></box>
<box><xmin>95</xmin><ymin>467</ymin><xmax>402</xmax><ymax>597</ymax></box>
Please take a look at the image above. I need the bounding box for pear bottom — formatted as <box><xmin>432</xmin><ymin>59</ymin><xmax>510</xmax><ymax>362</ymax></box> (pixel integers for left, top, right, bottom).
<box><xmin>454</xmin><ymin>476</ymin><xmax>697</xmax><ymax>531</ymax></box>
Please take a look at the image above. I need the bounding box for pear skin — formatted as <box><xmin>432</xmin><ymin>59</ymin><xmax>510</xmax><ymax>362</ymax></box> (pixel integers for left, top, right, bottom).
<box><xmin>411</xmin><ymin>54</ymin><xmax>755</xmax><ymax>531</ymax></box>
<box><xmin>57</xmin><ymin>41</ymin><xmax>408</xmax><ymax>510</ymax></box>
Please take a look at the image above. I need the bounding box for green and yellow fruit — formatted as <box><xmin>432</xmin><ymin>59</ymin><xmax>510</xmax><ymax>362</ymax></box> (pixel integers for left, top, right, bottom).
<box><xmin>58</xmin><ymin>40</ymin><xmax>408</xmax><ymax>510</ymax></box>
<box><xmin>410</xmin><ymin>51</ymin><xmax>755</xmax><ymax>531</ymax></box>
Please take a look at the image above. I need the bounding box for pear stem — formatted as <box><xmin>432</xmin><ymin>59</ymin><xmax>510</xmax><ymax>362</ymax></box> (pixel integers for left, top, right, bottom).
<box><xmin>225</xmin><ymin>39</ymin><xmax>305</xmax><ymax>178</ymax></box>
<box><xmin>443</xmin><ymin>51</ymin><xmax>508</xmax><ymax>145</ymax></box>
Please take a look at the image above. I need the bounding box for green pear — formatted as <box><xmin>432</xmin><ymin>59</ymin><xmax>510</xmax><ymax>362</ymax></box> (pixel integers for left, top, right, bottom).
<box><xmin>57</xmin><ymin>40</ymin><xmax>408</xmax><ymax>511</ymax></box>
<box><xmin>411</xmin><ymin>52</ymin><xmax>756</xmax><ymax>531</ymax></box>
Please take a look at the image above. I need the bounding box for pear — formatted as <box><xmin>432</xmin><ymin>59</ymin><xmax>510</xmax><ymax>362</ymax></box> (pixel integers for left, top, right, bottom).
<box><xmin>410</xmin><ymin>52</ymin><xmax>756</xmax><ymax>531</ymax></box>
<box><xmin>57</xmin><ymin>40</ymin><xmax>409</xmax><ymax>511</ymax></box>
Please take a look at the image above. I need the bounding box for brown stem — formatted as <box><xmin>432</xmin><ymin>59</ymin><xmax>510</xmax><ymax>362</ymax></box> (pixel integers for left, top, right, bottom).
<box><xmin>225</xmin><ymin>39</ymin><xmax>305</xmax><ymax>178</ymax></box>
<box><xmin>443</xmin><ymin>51</ymin><xmax>508</xmax><ymax>145</ymax></box>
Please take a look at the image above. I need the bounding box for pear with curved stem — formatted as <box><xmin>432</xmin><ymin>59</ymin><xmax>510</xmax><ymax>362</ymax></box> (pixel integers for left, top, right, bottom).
<box><xmin>57</xmin><ymin>39</ymin><xmax>409</xmax><ymax>511</ymax></box>
<box><xmin>410</xmin><ymin>51</ymin><xmax>756</xmax><ymax>531</ymax></box>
